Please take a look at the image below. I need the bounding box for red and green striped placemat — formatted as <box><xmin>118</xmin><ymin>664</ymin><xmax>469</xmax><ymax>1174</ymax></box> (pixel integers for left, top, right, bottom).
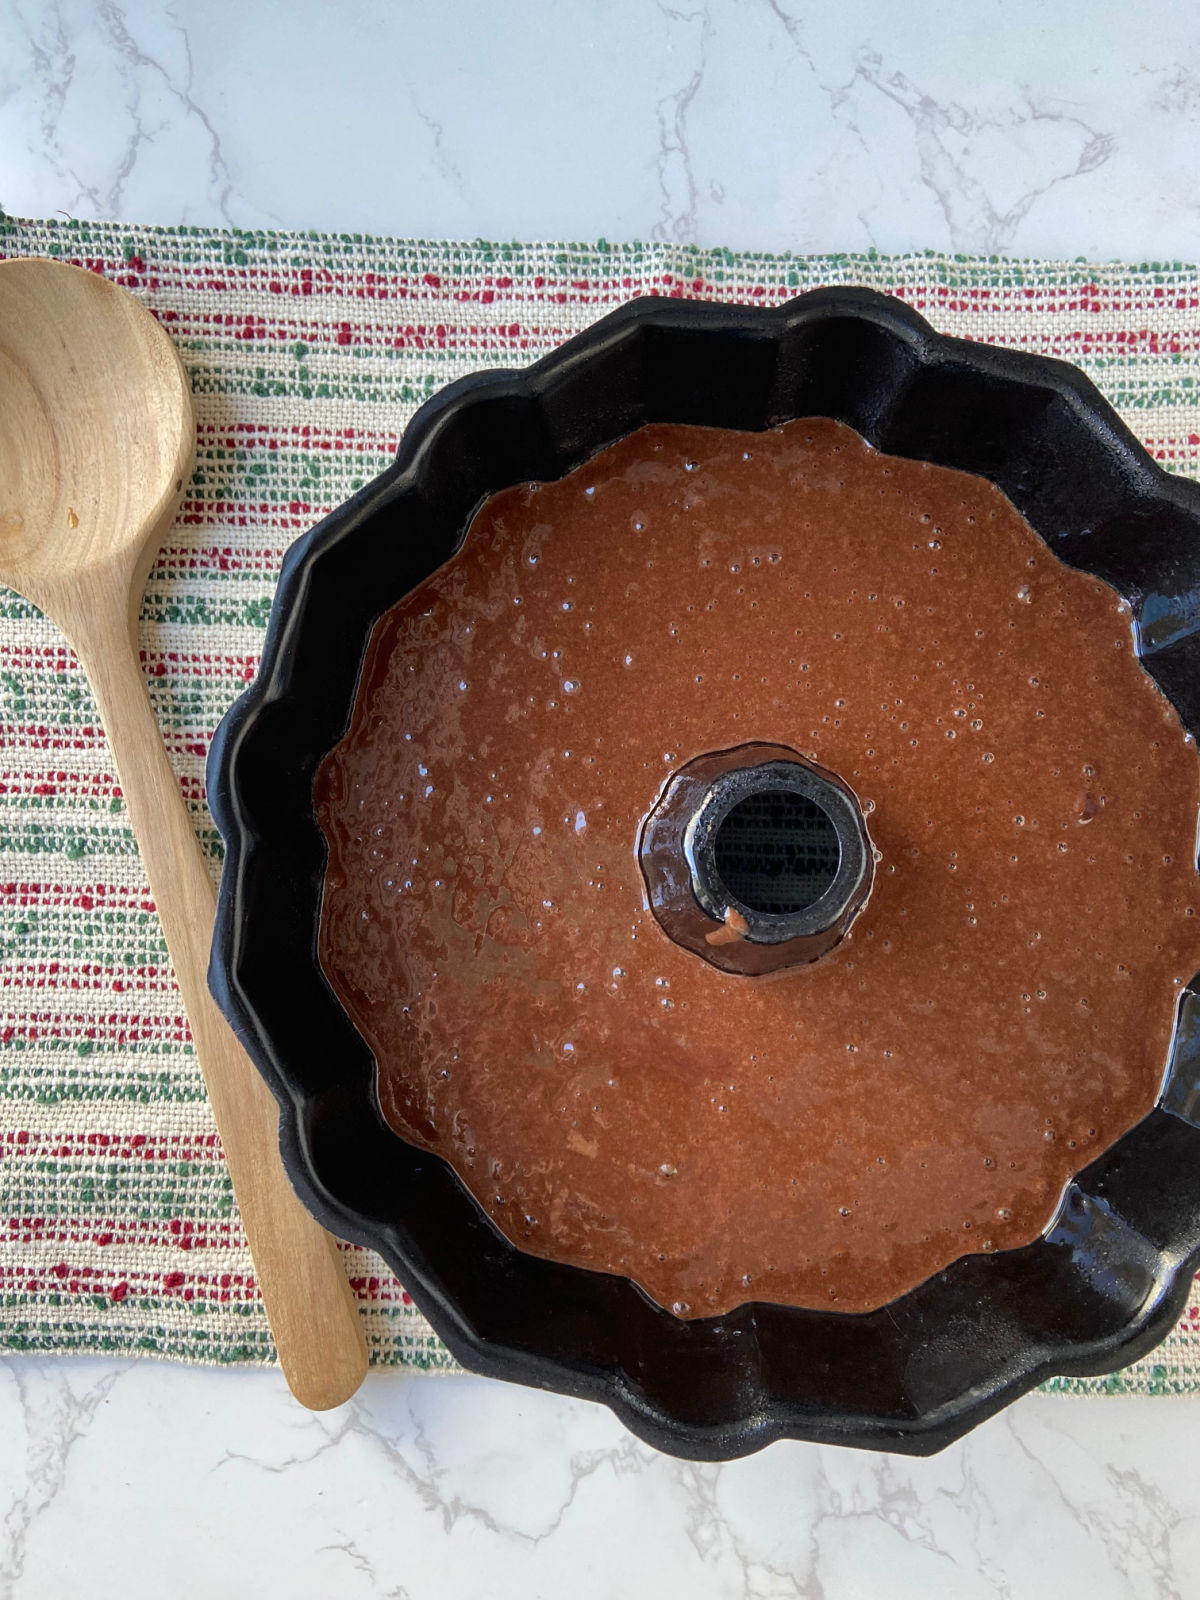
<box><xmin>1</xmin><ymin>212</ymin><xmax>1198</xmax><ymax>1394</ymax></box>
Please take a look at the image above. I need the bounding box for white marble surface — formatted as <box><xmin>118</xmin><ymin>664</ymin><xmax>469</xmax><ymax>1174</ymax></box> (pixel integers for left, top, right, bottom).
<box><xmin>2</xmin><ymin>0</ymin><xmax>1200</xmax><ymax>261</ymax></box>
<box><xmin>4</xmin><ymin>1361</ymin><xmax>1200</xmax><ymax>1600</ymax></box>
<box><xmin>6</xmin><ymin>0</ymin><xmax>1200</xmax><ymax>1591</ymax></box>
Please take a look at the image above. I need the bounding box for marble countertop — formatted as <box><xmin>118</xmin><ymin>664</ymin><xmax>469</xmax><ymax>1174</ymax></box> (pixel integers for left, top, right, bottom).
<box><xmin>5</xmin><ymin>1362</ymin><xmax>1200</xmax><ymax>1599</ymax></box>
<box><xmin>5</xmin><ymin>0</ymin><xmax>1200</xmax><ymax>261</ymax></box>
<box><xmin>4</xmin><ymin>2</ymin><xmax>1200</xmax><ymax>1594</ymax></box>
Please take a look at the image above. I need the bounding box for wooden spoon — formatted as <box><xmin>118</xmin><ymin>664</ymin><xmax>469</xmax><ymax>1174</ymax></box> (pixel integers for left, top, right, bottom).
<box><xmin>0</xmin><ymin>257</ymin><xmax>368</xmax><ymax>1409</ymax></box>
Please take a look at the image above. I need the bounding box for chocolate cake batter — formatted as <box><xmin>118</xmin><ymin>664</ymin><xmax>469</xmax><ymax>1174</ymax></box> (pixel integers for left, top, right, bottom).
<box><xmin>315</xmin><ymin>418</ymin><xmax>1200</xmax><ymax>1317</ymax></box>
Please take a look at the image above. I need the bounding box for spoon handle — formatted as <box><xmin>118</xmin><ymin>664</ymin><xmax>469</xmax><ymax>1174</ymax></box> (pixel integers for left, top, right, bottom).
<box><xmin>73</xmin><ymin>600</ymin><xmax>369</xmax><ymax>1411</ymax></box>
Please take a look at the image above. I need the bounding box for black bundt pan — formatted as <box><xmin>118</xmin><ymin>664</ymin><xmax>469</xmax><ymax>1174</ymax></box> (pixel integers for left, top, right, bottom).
<box><xmin>208</xmin><ymin>288</ymin><xmax>1200</xmax><ymax>1458</ymax></box>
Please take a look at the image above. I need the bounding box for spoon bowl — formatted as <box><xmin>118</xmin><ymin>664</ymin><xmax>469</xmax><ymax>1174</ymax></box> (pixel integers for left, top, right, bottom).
<box><xmin>0</xmin><ymin>258</ymin><xmax>190</xmax><ymax>634</ymax></box>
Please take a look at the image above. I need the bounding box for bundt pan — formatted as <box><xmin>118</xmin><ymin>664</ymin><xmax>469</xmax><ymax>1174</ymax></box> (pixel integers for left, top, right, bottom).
<box><xmin>207</xmin><ymin>288</ymin><xmax>1200</xmax><ymax>1458</ymax></box>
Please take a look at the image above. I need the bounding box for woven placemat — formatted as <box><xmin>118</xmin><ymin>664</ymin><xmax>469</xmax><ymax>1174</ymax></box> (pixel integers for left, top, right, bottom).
<box><xmin>1</xmin><ymin>213</ymin><xmax>1198</xmax><ymax>1394</ymax></box>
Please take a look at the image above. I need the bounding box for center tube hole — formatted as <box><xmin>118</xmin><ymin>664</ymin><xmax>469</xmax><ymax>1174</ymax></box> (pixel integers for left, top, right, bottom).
<box><xmin>712</xmin><ymin>789</ymin><xmax>842</xmax><ymax>915</ymax></box>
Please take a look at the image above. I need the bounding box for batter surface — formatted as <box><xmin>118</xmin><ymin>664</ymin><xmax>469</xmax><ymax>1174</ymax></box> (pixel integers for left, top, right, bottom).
<box><xmin>315</xmin><ymin>418</ymin><xmax>1200</xmax><ymax>1316</ymax></box>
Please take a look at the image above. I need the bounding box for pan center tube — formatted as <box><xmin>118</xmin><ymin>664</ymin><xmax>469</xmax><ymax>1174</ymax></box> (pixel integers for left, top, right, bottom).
<box><xmin>638</xmin><ymin>743</ymin><xmax>875</xmax><ymax>975</ymax></box>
